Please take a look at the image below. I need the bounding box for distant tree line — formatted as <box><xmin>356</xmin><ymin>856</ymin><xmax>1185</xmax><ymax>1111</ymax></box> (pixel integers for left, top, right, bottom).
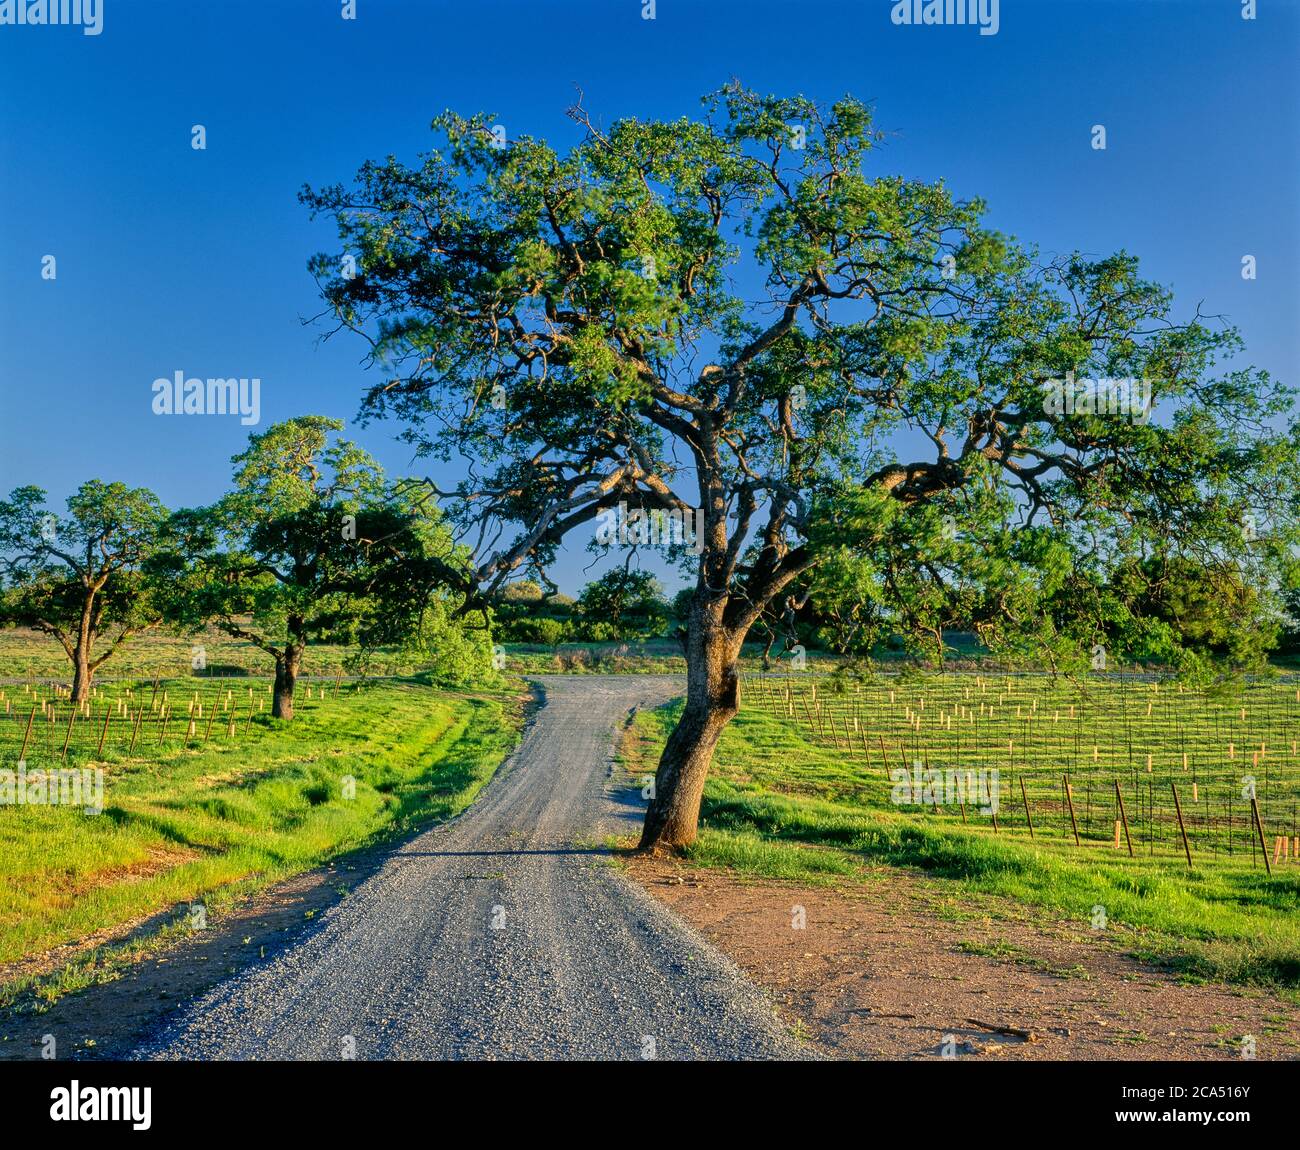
<box><xmin>491</xmin><ymin>570</ymin><xmax>674</xmax><ymax>645</ymax></box>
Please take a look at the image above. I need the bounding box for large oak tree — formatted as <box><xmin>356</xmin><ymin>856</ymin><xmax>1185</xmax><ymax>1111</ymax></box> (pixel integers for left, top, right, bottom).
<box><xmin>302</xmin><ymin>85</ymin><xmax>1298</xmax><ymax>849</ymax></box>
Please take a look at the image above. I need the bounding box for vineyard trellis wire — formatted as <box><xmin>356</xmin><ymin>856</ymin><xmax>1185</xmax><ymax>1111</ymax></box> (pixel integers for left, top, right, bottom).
<box><xmin>0</xmin><ymin>674</ymin><xmax>358</xmax><ymax>769</ymax></box>
<box><xmin>744</xmin><ymin>668</ymin><xmax>1300</xmax><ymax>870</ymax></box>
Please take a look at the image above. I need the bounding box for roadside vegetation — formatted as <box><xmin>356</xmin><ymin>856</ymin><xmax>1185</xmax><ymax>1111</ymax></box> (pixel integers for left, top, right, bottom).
<box><xmin>0</xmin><ymin>675</ymin><xmax>520</xmax><ymax>969</ymax></box>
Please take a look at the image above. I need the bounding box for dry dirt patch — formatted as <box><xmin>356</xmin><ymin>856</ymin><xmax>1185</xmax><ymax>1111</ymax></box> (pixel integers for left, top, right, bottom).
<box><xmin>627</xmin><ymin>857</ymin><xmax>1300</xmax><ymax>1061</ymax></box>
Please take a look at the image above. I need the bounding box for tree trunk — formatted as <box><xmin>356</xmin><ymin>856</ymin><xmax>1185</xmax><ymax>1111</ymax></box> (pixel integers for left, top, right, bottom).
<box><xmin>272</xmin><ymin>646</ymin><xmax>301</xmax><ymax>720</ymax></box>
<box><xmin>70</xmin><ymin>594</ymin><xmax>95</xmax><ymax>703</ymax></box>
<box><xmin>638</xmin><ymin>595</ymin><xmax>740</xmax><ymax>851</ymax></box>
<box><xmin>70</xmin><ymin>647</ymin><xmax>93</xmax><ymax>703</ymax></box>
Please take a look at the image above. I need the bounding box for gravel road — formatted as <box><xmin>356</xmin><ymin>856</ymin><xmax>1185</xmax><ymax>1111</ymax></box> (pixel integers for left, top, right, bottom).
<box><xmin>133</xmin><ymin>675</ymin><xmax>808</xmax><ymax>1061</ymax></box>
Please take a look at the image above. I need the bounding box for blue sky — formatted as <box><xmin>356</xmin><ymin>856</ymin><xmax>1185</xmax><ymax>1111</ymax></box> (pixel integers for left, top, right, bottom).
<box><xmin>1</xmin><ymin>0</ymin><xmax>1296</xmax><ymax>593</ymax></box>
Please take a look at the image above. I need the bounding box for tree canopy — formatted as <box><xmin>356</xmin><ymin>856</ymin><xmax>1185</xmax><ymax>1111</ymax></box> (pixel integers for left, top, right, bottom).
<box><xmin>301</xmin><ymin>84</ymin><xmax>1300</xmax><ymax>846</ymax></box>
<box><xmin>166</xmin><ymin>416</ymin><xmax>479</xmax><ymax>719</ymax></box>
<box><xmin>0</xmin><ymin>480</ymin><xmax>168</xmax><ymax>699</ymax></box>
<box><xmin>577</xmin><ymin>568</ymin><xmax>670</xmax><ymax>640</ymax></box>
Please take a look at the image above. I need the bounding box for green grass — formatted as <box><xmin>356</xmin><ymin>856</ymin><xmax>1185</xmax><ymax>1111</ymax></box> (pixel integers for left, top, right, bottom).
<box><xmin>628</xmin><ymin>694</ymin><xmax>1300</xmax><ymax>989</ymax></box>
<box><xmin>0</xmin><ymin>674</ymin><xmax>520</xmax><ymax>967</ymax></box>
<box><xmin>0</xmin><ymin>625</ymin><xmax>418</xmax><ymax>680</ymax></box>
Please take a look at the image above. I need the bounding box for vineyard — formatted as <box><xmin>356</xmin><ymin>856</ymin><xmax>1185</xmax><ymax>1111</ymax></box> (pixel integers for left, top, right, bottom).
<box><xmin>0</xmin><ymin>675</ymin><xmax>349</xmax><ymax>770</ymax></box>
<box><xmin>0</xmin><ymin>627</ymin><xmax>416</xmax><ymax>683</ymax></box>
<box><xmin>746</xmin><ymin>670</ymin><xmax>1300</xmax><ymax>872</ymax></box>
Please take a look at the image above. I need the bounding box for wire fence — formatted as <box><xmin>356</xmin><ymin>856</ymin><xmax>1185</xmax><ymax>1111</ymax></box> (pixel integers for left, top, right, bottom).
<box><xmin>745</xmin><ymin>669</ymin><xmax>1300</xmax><ymax>871</ymax></box>
<box><xmin>0</xmin><ymin>675</ymin><xmax>354</xmax><ymax>766</ymax></box>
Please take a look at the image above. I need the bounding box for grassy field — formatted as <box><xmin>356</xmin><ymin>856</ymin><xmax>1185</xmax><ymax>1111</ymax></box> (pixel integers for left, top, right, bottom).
<box><xmin>498</xmin><ymin>631</ymin><xmax>993</xmax><ymax>677</ymax></box>
<box><xmin>502</xmin><ymin>639</ymin><xmax>687</xmax><ymax>675</ymax></box>
<box><xmin>0</xmin><ymin>626</ymin><xmax>417</xmax><ymax>682</ymax></box>
<box><xmin>0</xmin><ymin>673</ymin><xmax>521</xmax><ymax>969</ymax></box>
<box><xmin>625</xmin><ymin>671</ymin><xmax>1300</xmax><ymax>989</ymax></box>
<box><xmin>0</xmin><ymin>621</ymin><xmax>1064</xmax><ymax>685</ymax></box>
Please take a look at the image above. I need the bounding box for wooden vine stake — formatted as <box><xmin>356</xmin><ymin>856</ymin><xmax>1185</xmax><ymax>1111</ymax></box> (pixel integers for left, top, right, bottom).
<box><xmin>1063</xmin><ymin>774</ymin><xmax>1080</xmax><ymax>846</ymax></box>
<box><xmin>1251</xmin><ymin>796</ymin><xmax>1271</xmax><ymax>875</ymax></box>
<box><xmin>60</xmin><ymin>707</ymin><xmax>76</xmax><ymax>762</ymax></box>
<box><xmin>1114</xmin><ymin>779</ymin><xmax>1134</xmax><ymax>857</ymax></box>
<box><xmin>96</xmin><ymin>706</ymin><xmax>112</xmax><ymax>758</ymax></box>
<box><xmin>18</xmin><ymin>704</ymin><xmax>36</xmax><ymax>761</ymax></box>
<box><xmin>1170</xmin><ymin>781</ymin><xmax>1193</xmax><ymax>868</ymax></box>
<box><xmin>128</xmin><ymin>705</ymin><xmax>144</xmax><ymax>755</ymax></box>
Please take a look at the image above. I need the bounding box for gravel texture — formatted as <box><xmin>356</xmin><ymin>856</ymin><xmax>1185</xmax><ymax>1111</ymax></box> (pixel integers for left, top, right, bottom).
<box><xmin>132</xmin><ymin>675</ymin><xmax>808</xmax><ymax>1061</ymax></box>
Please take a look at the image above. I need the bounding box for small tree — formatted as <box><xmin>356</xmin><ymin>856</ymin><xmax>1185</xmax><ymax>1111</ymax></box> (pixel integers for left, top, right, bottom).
<box><xmin>0</xmin><ymin>481</ymin><xmax>167</xmax><ymax>700</ymax></box>
<box><xmin>399</xmin><ymin>591</ymin><xmax>499</xmax><ymax>685</ymax></box>
<box><xmin>172</xmin><ymin>416</ymin><xmax>473</xmax><ymax>719</ymax></box>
